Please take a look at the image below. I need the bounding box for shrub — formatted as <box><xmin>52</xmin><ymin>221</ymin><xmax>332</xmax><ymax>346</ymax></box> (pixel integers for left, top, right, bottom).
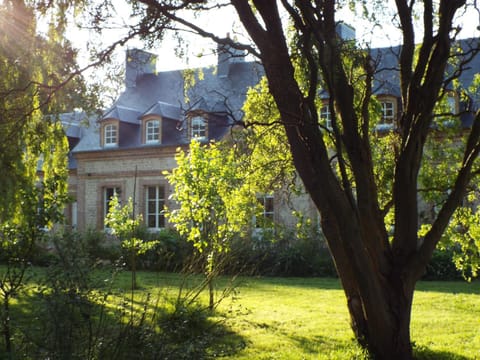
<box><xmin>128</xmin><ymin>228</ymin><xmax>194</xmax><ymax>272</ymax></box>
<box><xmin>222</xmin><ymin>226</ymin><xmax>337</xmax><ymax>278</ymax></box>
<box><xmin>423</xmin><ymin>249</ymin><xmax>462</xmax><ymax>280</ymax></box>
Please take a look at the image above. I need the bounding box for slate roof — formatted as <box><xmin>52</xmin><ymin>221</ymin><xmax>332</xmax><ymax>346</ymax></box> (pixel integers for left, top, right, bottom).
<box><xmin>70</xmin><ymin>38</ymin><xmax>479</xmax><ymax>161</ymax></box>
<box><xmin>59</xmin><ymin>112</ymin><xmax>95</xmax><ymax>169</ymax></box>
<box><xmin>72</xmin><ymin>51</ymin><xmax>264</xmax><ymax>154</ymax></box>
<box><xmin>103</xmin><ymin>105</ymin><xmax>142</xmax><ymax>124</ymax></box>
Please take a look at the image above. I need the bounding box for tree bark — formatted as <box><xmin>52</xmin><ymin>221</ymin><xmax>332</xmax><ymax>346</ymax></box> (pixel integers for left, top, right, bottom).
<box><xmin>230</xmin><ymin>1</ymin><xmax>478</xmax><ymax>358</ymax></box>
<box><xmin>140</xmin><ymin>0</ymin><xmax>478</xmax><ymax>358</ymax></box>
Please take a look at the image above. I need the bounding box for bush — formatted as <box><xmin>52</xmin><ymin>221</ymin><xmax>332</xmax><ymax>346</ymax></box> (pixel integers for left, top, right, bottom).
<box><xmin>423</xmin><ymin>249</ymin><xmax>462</xmax><ymax>280</ymax></box>
<box><xmin>125</xmin><ymin>227</ymin><xmax>194</xmax><ymax>272</ymax></box>
<box><xmin>29</xmin><ymin>228</ymin><xmax>121</xmax><ymax>267</ymax></box>
<box><xmin>223</xmin><ymin>227</ymin><xmax>337</xmax><ymax>278</ymax></box>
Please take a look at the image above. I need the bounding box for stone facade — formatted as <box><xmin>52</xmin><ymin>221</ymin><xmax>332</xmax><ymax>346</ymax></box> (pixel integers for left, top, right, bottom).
<box><xmin>74</xmin><ymin>146</ymin><xmax>179</xmax><ymax>230</ymax></box>
<box><xmin>64</xmin><ymin>37</ymin><xmax>480</xmax><ymax>233</ymax></box>
<box><xmin>66</xmin><ymin>48</ymin><xmax>319</xmax><ymax>232</ymax></box>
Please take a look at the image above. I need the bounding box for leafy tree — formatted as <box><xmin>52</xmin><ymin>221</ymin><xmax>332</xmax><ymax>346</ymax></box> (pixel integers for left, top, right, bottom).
<box><xmin>105</xmin><ymin>196</ymin><xmax>158</xmax><ymax>290</ymax></box>
<box><xmin>27</xmin><ymin>0</ymin><xmax>480</xmax><ymax>358</ymax></box>
<box><xmin>84</xmin><ymin>1</ymin><xmax>480</xmax><ymax>358</ymax></box>
<box><xmin>165</xmin><ymin>140</ymin><xmax>257</xmax><ymax>310</ymax></box>
<box><xmin>0</xmin><ymin>1</ymin><xmax>99</xmax><ymax>355</ymax></box>
<box><xmin>0</xmin><ymin>0</ymin><xmax>100</xmax><ymax>218</ymax></box>
<box><xmin>0</xmin><ymin>119</ymin><xmax>70</xmax><ymax>355</ymax></box>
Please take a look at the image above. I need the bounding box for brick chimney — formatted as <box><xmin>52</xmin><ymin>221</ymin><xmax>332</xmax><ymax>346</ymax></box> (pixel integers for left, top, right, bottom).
<box><xmin>217</xmin><ymin>37</ymin><xmax>245</xmax><ymax>78</ymax></box>
<box><xmin>336</xmin><ymin>22</ymin><xmax>356</xmax><ymax>42</ymax></box>
<box><xmin>125</xmin><ymin>49</ymin><xmax>157</xmax><ymax>88</ymax></box>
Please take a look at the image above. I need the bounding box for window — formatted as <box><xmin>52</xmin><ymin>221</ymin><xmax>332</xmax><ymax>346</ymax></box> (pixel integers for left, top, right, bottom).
<box><xmin>104</xmin><ymin>123</ymin><xmax>118</xmax><ymax>146</ymax></box>
<box><xmin>71</xmin><ymin>201</ymin><xmax>77</xmax><ymax>229</ymax></box>
<box><xmin>146</xmin><ymin>119</ymin><xmax>160</xmax><ymax>143</ymax></box>
<box><xmin>255</xmin><ymin>195</ymin><xmax>274</xmax><ymax>229</ymax></box>
<box><xmin>446</xmin><ymin>94</ymin><xmax>458</xmax><ymax>115</ymax></box>
<box><xmin>104</xmin><ymin>187</ymin><xmax>121</xmax><ymax>223</ymax></box>
<box><xmin>380</xmin><ymin>101</ymin><xmax>395</xmax><ymax>124</ymax></box>
<box><xmin>191</xmin><ymin>116</ymin><xmax>207</xmax><ymax>139</ymax></box>
<box><xmin>146</xmin><ymin>185</ymin><xmax>165</xmax><ymax>229</ymax></box>
<box><xmin>320</xmin><ymin>104</ymin><xmax>332</xmax><ymax>129</ymax></box>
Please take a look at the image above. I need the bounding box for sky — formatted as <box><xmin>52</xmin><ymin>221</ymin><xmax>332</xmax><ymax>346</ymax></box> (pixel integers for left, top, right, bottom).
<box><xmin>66</xmin><ymin>1</ymin><xmax>480</xmax><ymax>73</ymax></box>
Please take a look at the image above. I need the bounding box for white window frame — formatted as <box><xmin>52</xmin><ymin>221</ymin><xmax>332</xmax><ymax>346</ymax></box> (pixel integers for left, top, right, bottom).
<box><xmin>71</xmin><ymin>201</ymin><xmax>77</xmax><ymax>229</ymax></box>
<box><xmin>146</xmin><ymin>185</ymin><xmax>165</xmax><ymax>230</ymax></box>
<box><xmin>146</xmin><ymin>119</ymin><xmax>160</xmax><ymax>143</ymax></box>
<box><xmin>104</xmin><ymin>123</ymin><xmax>118</xmax><ymax>147</ymax></box>
<box><xmin>320</xmin><ymin>104</ymin><xmax>332</xmax><ymax>129</ymax></box>
<box><xmin>446</xmin><ymin>93</ymin><xmax>458</xmax><ymax>116</ymax></box>
<box><xmin>381</xmin><ymin>101</ymin><xmax>395</xmax><ymax>124</ymax></box>
<box><xmin>103</xmin><ymin>187</ymin><xmax>121</xmax><ymax>228</ymax></box>
<box><xmin>191</xmin><ymin>116</ymin><xmax>207</xmax><ymax>139</ymax></box>
<box><xmin>255</xmin><ymin>194</ymin><xmax>275</xmax><ymax>229</ymax></box>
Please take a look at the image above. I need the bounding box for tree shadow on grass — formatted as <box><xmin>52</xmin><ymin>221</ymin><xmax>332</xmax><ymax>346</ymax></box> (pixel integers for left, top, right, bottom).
<box><xmin>415</xmin><ymin>280</ymin><xmax>480</xmax><ymax>295</ymax></box>
<box><xmin>413</xmin><ymin>345</ymin><xmax>472</xmax><ymax>360</ymax></box>
<box><xmin>4</xmin><ymin>287</ymin><xmax>246</xmax><ymax>360</ymax></box>
<box><xmin>287</xmin><ymin>333</ymin><xmax>369</xmax><ymax>358</ymax></box>
<box><xmin>287</xmin><ymin>334</ymin><xmax>473</xmax><ymax>360</ymax></box>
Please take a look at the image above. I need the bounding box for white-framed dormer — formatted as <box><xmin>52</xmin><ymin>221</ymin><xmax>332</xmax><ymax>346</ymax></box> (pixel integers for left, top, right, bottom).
<box><xmin>377</xmin><ymin>95</ymin><xmax>398</xmax><ymax>126</ymax></box>
<box><xmin>101</xmin><ymin>119</ymin><xmax>119</xmax><ymax>148</ymax></box>
<box><xmin>190</xmin><ymin>116</ymin><xmax>208</xmax><ymax>140</ymax></box>
<box><xmin>142</xmin><ymin>115</ymin><xmax>162</xmax><ymax>144</ymax></box>
<box><xmin>436</xmin><ymin>90</ymin><xmax>459</xmax><ymax>120</ymax></box>
<box><xmin>319</xmin><ymin>101</ymin><xmax>332</xmax><ymax>129</ymax></box>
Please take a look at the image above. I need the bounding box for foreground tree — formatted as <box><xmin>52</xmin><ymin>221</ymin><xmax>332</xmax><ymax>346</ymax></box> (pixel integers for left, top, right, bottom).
<box><xmin>105</xmin><ymin>196</ymin><xmax>157</xmax><ymax>290</ymax></box>
<box><xmin>121</xmin><ymin>1</ymin><xmax>480</xmax><ymax>358</ymax></box>
<box><xmin>32</xmin><ymin>0</ymin><xmax>480</xmax><ymax>357</ymax></box>
<box><xmin>0</xmin><ymin>1</ymin><xmax>99</xmax><ymax>355</ymax></box>
<box><xmin>165</xmin><ymin>140</ymin><xmax>258</xmax><ymax>310</ymax></box>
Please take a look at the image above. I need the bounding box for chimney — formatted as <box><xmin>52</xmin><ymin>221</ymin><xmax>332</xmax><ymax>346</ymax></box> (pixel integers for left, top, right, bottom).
<box><xmin>336</xmin><ymin>22</ymin><xmax>356</xmax><ymax>42</ymax></box>
<box><xmin>217</xmin><ymin>36</ymin><xmax>245</xmax><ymax>78</ymax></box>
<box><xmin>125</xmin><ymin>49</ymin><xmax>157</xmax><ymax>88</ymax></box>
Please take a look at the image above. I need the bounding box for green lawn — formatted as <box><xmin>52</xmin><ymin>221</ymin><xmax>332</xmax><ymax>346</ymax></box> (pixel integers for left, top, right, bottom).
<box><xmin>211</xmin><ymin>277</ymin><xmax>480</xmax><ymax>359</ymax></box>
<box><xmin>5</xmin><ymin>269</ymin><xmax>480</xmax><ymax>359</ymax></box>
<box><xmin>110</xmin><ymin>272</ymin><xmax>480</xmax><ymax>359</ymax></box>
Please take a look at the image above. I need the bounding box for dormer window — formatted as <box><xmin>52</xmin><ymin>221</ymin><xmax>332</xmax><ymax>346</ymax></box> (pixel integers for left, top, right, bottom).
<box><xmin>146</xmin><ymin>119</ymin><xmax>160</xmax><ymax>143</ymax></box>
<box><xmin>103</xmin><ymin>123</ymin><xmax>118</xmax><ymax>147</ymax></box>
<box><xmin>381</xmin><ymin>102</ymin><xmax>395</xmax><ymax>124</ymax></box>
<box><xmin>441</xmin><ymin>91</ymin><xmax>459</xmax><ymax>118</ymax></box>
<box><xmin>320</xmin><ymin>103</ymin><xmax>332</xmax><ymax>129</ymax></box>
<box><xmin>378</xmin><ymin>96</ymin><xmax>397</xmax><ymax>125</ymax></box>
<box><xmin>191</xmin><ymin>116</ymin><xmax>207</xmax><ymax>139</ymax></box>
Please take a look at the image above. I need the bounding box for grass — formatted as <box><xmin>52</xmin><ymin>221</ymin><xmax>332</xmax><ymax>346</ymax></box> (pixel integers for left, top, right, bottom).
<box><xmin>107</xmin><ymin>272</ymin><xmax>480</xmax><ymax>359</ymax></box>
<box><xmin>212</xmin><ymin>277</ymin><xmax>480</xmax><ymax>359</ymax></box>
<box><xmin>4</xmin><ymin>269</ymin><xmax>480</xmax><ymax>359</ymax></box>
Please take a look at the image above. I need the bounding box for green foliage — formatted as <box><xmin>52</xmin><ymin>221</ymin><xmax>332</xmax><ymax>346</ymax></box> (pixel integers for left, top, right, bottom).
<box><xmin>134</xmin><ymin>228</ymin><xmax>194</xmax><ymax>272</ymax></box>
<box><xmin>166</xmin><ymin>140</ymin><xmax>257</xmax><ymax>265</ymax></box>
<box><xmin>0</xmin><ymin>116</ymin><xmax>70</xmax><ymax>354</ymax></box>
<box><xmin>105</xmin><ymin>196</ymin><xmax>159</xmax><ymax>290</ymax></box>
<box><xmin>443</xmin><ymin>205</ymin><xmax>480</xmax><ymax>280</ymax></box>
<box><xmin>0</xmin><ymin>1</ymin><xmax>98</xmax><ymax>221</ymax></box>
<box><xmin>423</xmin><ymin>249</ymin><xmax>462</xmax><ymax>281</ymax></box>
<box><xmin>166</xmin><ymin>139</ymin><xmax>263</xmax><ymax>308</ymax></box>
<box><xmin>242</xmin><ymin>77</ymin><xmax>296</xmax><ymax>193</ymax></box>
<box><xmin>105</xmin><ymin>196</ymin><xmax>160</xmax><ymax>258</ymax></box>
<box><xmin>225</xmin><ymin>229</ymin><xmax>336</xmax><ymax>278</ymax></box>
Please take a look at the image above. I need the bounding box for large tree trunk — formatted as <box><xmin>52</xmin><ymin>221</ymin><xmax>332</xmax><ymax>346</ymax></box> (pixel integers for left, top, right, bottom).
<box><xmin>319</xmin><ymin>186</ymin><xmax>416</xmax><ymax>359</ymax></box>
<box><xmin>136</xmin><ymin>1</ymin><xmax>476</xmax><ymax>354</ymax></box>
<box><xmin>229</xmin><ymin>0</ymin><xmax>474</xmax><ymax>358</ymax></box>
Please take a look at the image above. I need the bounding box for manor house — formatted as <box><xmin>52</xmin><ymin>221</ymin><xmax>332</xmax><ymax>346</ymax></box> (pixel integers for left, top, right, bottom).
<box><xmin>62</xmin><ymin>35</ymin><xmax>480</xmax><ymax>233</ymax></box>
